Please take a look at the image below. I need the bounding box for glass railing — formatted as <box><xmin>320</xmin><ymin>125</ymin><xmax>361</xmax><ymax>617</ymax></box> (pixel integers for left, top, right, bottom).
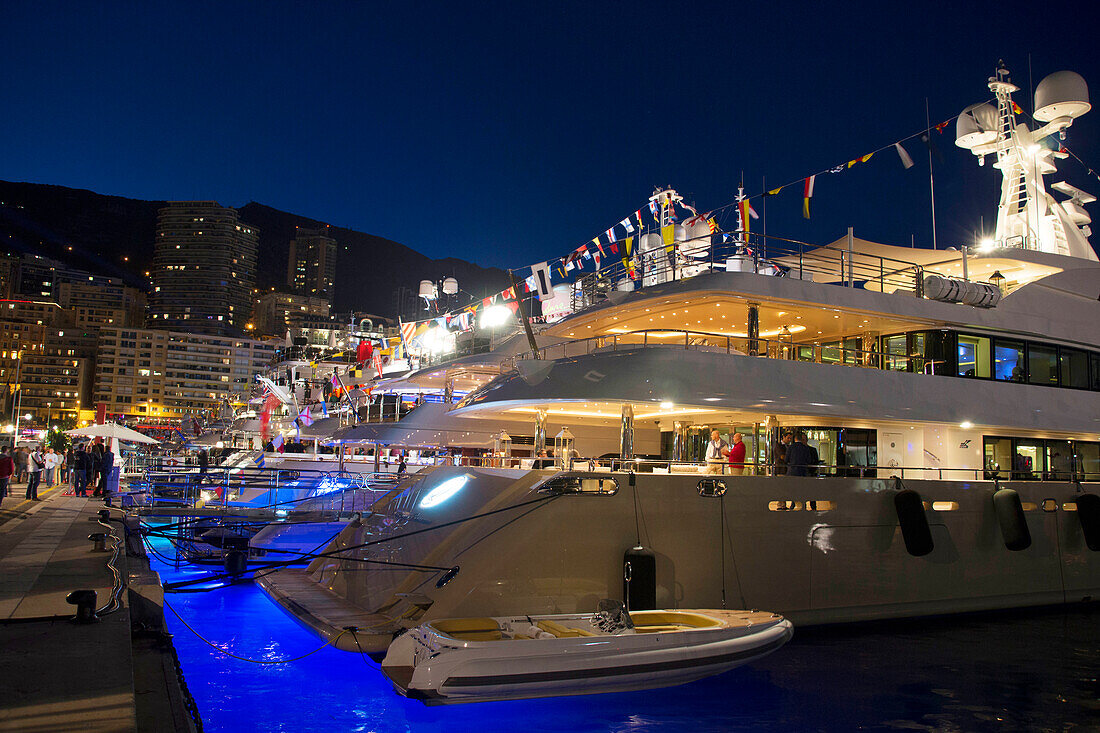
<box><xmin>503</xmin><ymin>328</ymin><xmax>942</xmax><ymax>374</ymax></box>
<box><xmin>569</xmin><ymin>231</ymin><xmax>929</xmax><ymax>314</ymax></box>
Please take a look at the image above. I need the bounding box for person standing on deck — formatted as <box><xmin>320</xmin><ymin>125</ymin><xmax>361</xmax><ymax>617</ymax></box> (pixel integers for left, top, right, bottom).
<box><xmin>90</xmin><ymin>443</ymin><xmax>104</xmax><ymax>496</ymax></box>
<box><xmin>727</xmin><ymin>433</ymin><xmax>748</xmax><ymax>476</ymax></box>
<box><xmin>0</xmin><ymin>446</ymin><xmax>14</xmax><ymax>499</ymax></box>
<box><xmin>43</xmin><ymin>447</ymin><xmax>59</xmax><ymax>487</ymax></box>
<box><xmin>704</xmin><ymin>430</ymin><xmax>729</xmax><ymax>475</ymax></box>
<box><xmin>63</xmin><ymin>446</ymin><xmax>74</xmax><ymax>484</ymax></box>
<box><xmin>72</xmin><ymin>443</ymin><xmax>90</xmax><ymax>497</ymax></box>
<box><xmin>26</xmin><ymin>445</ymin><xmax>44</xmax><ymax>500</ymax></box>
<box><xmin>774</xmin><ymin>432</ymin><xmax>793</xmax><ymax>475</ymax></box>
<box><xmin>786</xmin><ymin>432</ymin><xmax>819</xmax><ymax>477</ymax></box>
<box><xmin>14</xmin><ymin>446</ymin><xmax>28</xmax><ymax>484</ymax></box>
<box><xmin>100</xmin><ymin>445</ymin><xmax>115</xmax><ymax>505</ymax></box>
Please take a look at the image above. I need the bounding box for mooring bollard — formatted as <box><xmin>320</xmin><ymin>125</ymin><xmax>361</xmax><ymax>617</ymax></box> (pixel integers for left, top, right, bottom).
<box><xmin>88</xmin><ymin>532</ymin><xmax>108</xmax><ymax>552</ymax></box>
<box><xmin>66</xmin><ymin>589</ymin><xmax>98</xmax><ymax>623</ymax></box>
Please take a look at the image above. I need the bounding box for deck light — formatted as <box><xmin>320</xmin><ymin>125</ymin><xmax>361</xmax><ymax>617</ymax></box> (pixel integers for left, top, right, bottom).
<box><xmin>660</xmin><ymin>401</ymin><xmax>674</xmax><ymax>409</ymax></box>
<box><xmin>960</xmin><ymin>421</ymin><xmax>973</xmax><ymax>429</ymax></box>
<box><xmin>420</xmin><ymin>475</ymin><xmax>470</xmax><ymax>509</ymax></box>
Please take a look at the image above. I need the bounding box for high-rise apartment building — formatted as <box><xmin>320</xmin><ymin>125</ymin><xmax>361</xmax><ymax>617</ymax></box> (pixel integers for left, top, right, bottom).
<box><xmin>93</xmin><ymin>327</ymin><xmax>276</xmax><ymax>421</ymax></box>
<box><xmin>0</xmin><ymin>300</ymin><xmax>97</xmax><ymax>424</ymax></box>
<box><xmin>253</xmin><ymin>291</ymin><xmax>332</xmax><ymax>336</ymax></box>
<box><xmin>148</xmin><ymin>202</ymin><xmax>258</xmax><ymax>335</ymax></box>
<box><xmin>287</xmin><ymin>226</ymin><xmax>337</xmax><ymax>301</ymax></box>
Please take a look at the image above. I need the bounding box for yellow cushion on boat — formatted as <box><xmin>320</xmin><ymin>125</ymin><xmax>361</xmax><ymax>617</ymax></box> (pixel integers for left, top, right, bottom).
<box><xmin>536</xmin><ymin>620</ymin><xmax>596</xmax><ymax>638</ymax></box>
<box><xmin>633</xmin><ymin>624</ymin><xmax>688</xmax><ymax>634</ymax></box>
<box><xmin>431</xmin><ymin>617</ymin><xmax>503</xmax><ymax>641</ymax></box>
<box><xmin>630</xmin><ymin>611</ymin><xmax>722</xmax><ymax>629</ymax></box>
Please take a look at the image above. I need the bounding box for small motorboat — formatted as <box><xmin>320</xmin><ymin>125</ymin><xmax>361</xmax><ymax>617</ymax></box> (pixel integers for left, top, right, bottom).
<box><xmin>381</xmin><ymin>601</ymin><xmax>792</xmax><ymax>705</ymax></box>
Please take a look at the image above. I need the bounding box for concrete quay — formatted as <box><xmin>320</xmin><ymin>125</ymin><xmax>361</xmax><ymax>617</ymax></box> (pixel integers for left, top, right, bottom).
<box><xmin>0</xmin><ymin>485</ymin><xmax>198</xmax><ymax>732</ymax></box>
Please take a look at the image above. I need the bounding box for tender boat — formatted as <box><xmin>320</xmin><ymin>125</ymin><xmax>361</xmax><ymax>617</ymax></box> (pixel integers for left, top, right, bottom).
<box><xmin>381</xmin><ymin>602</ymin><xmax>792</xmax><ymax>705</ymax></box>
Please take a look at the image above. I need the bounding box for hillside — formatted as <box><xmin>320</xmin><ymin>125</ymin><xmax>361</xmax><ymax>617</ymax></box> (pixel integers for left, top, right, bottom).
<box><xmin>0</xmin><ymin>180</ymin><xmax>509</xmax><ymax>316</ymax></box>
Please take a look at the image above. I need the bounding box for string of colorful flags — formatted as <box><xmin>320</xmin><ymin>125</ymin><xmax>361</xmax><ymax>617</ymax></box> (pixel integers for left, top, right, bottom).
<box><xmin>399</xmin><ymin>100</ymin><xmax>1088</xmax><ymax>345</ymax></box>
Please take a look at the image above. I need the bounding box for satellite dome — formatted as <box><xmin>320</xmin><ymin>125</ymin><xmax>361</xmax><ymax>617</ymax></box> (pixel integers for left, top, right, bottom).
<box><xmin>418</xmin><ymin>280</ymin><xmax>435</xmax><ymax>298</ymax></box>
<box><xmin>956</xmin><ymin>102</ymin><xmax>998</xmax><ymax>149</ymax></box>
<box><xmin>1034</xmin><ymin>70</ymin><xmax>1090</xmax><ymax>122</ymax></box>
<box><xmin>441</xmin><ymin>277</ymin><xmax>459</xmax><ymax>295</ymax></box>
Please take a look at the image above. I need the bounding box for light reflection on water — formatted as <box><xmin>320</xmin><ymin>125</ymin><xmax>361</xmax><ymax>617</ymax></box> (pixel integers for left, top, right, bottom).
<box><xmin>150</xmin><ymin>536</ymin><xmax>1099</xmax><ymax>732</ymax></box>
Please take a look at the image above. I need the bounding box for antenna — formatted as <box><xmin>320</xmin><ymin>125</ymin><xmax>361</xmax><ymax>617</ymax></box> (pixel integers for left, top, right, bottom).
<box><xmin>925</xmin><ymin>98</ymin><xmax>938</xmax><ymax>250</ymax></box>
<box><xmin>955</xmin><ymin>62</ymin><xmax>1094</xmax><ymax>259</ymax></box>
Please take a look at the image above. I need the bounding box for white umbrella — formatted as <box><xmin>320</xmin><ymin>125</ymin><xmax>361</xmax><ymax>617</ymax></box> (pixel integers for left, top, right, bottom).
<box><xmin>67</xmin><ymin>423</ymin><xmax>160</xmax><ymax>455</ymax></box>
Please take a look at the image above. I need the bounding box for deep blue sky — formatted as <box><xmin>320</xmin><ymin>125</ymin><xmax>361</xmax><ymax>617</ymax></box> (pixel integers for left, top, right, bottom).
<box><xmin>3</xmin><ymin>2</ymin><xmax>1098</xmax><ymax>269</ymax></box>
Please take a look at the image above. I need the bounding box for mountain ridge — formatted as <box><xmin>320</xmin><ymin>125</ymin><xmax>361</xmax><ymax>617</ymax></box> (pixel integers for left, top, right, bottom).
<box><xmin>0</xmin><ymin>179</ymin><xmax>509</xmax><ymax>317</ymax></box>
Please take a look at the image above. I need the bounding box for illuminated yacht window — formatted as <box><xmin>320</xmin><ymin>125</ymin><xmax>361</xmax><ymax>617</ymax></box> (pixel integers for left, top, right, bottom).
<box><xmin>1028</xmin><ymin>345</ymin><xmax>1058</xmax><ymax>386</ymax></box>
<box><xmin>993</xmin><ymin>339</ymin><xmax>1026</xmax><ymax>382</ymax></box>
<box><xmin>957</xmin><ymin>335</ymin><xmax>990</xmax><ymax>378</ymax></box>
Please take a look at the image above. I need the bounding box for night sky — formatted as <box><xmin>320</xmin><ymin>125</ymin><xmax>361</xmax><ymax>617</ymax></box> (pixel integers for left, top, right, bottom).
<box><xmin>3</xmin><ymin>2</ymin><xmax>1099</xmax><ymax>269</ymax></box>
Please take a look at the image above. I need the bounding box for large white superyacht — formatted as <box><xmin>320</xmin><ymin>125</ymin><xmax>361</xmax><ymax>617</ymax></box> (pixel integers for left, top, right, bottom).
<box><xmin>258</xmin><ymin>64</ymin><xmax>1100</xmax><ymax>648</ymax></box>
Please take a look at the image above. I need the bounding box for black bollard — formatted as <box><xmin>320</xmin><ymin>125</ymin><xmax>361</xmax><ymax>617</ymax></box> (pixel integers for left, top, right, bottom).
<box><xmin>88</xmin><ymin>532</ymin><xmax>108</xmax><ymax>552</ymax></box>
<box><xmin>224</xmin><ymin>549</ymin><xmax>248</xmax><ymax>575</ymax></box>
<box><xmin>66</xmin><ymin>589</ymin><xmax>99</xmax><ymax>624</ymax></box>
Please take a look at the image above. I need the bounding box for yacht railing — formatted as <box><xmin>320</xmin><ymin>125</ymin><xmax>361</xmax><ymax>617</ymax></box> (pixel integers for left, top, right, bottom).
<box><xmin>471</xmin><ymin>457</ymin><xmax>1100</xmax><ymax>483</ymax></box>
<box><xmin>570</xmin><ymin>231</ymin><xmax>928</xmax><ymax>314</ymax></box>
<box><xmin>503</xmin><ymin>328</ymin><xmax>943</xmax><ymax>374</ymax></box>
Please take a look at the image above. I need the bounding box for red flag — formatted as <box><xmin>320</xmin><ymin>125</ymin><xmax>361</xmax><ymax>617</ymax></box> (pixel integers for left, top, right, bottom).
<box><xmin>802</xmin><ymin>175</ymin><xmax>815</xmax><ymax>219</ymax></box>
<box><xmin>501</xmin><ymin>286</ymin><xmax>516</xmax><ymax>300</ymax></box>
<box><xmin>355</xmin><ymin>340</ymin><xmax>372</xmax><ymax>363</ymax></box>
<box><xmin>482</xmin><ymin>296</ymin><xmax>493</xmax><ymax>309</ymax></box>
<box><xmin>1011</xmin><ymin>101</ymin><xmax>1023</xmax><ymax>115</ymax></box>
<box><xmin>934</xmin><ymin>120</ymin><xmax>950</xmax><ymax>134</ymax></box>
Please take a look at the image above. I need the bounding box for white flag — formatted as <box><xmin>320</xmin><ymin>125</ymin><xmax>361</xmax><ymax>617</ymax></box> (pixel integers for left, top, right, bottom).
<box><xmin>620</xmin><ymin>217</ymin><xmax>635</xmax><ymax>233</ymax></box>
<box><xmin>531</xmin><ymin>261</ymin><xmax>553</xmax><ymax>301</ymax></box>
<box><xmin>895</xmin><ymin>142</ymin><xmax>914</xmax><ymax>170</ymax></box>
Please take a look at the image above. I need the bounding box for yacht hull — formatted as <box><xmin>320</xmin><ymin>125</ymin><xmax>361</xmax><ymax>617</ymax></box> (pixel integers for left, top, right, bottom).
<box><xmin>262</xmin><ymin>467</ymin><xmax>1099</xmax><ymax>644</ymax></box>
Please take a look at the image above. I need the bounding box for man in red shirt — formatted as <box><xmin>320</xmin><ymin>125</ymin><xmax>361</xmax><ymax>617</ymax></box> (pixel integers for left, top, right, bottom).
<box><xmin>727</xmin><ymin>432</ymin><xmax>748</xmax><ymax>476</ymax></box>
<box><xmin>0</xmin><ymin>446</ymin><xmax>15</xmax><ymax>499</ymax></box>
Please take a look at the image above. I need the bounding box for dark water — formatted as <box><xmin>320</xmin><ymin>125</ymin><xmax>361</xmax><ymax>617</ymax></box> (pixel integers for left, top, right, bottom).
<box><xmin>151</xmin><ymin>538</ymin><xmax>1099</xmax><ymax>732</ymax></box>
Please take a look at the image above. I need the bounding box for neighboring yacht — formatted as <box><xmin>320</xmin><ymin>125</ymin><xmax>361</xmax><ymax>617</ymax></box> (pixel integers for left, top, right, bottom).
<box><xmin>258</xmin><ymin>65</ymin><xmax>1100</xmax><ymax>648</ymax></box>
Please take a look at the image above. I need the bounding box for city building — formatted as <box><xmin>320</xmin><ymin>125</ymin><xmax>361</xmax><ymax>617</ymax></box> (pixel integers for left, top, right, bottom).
<box><xmin>252</xmin><ymin>291</ymin><xmax>332</xmax><ymax>336</ymax></box>
<box><xmin>287</xmin><ymin>226</ymin><xmax>337</xmax><ymax>301</ymax></box>
<box><xmin>92</xmin><ymin>327</ymin><xmax>276</xmax><ymax>421</ymax></box>
<box><xmin>56</xmin><ymin>279</ymin><xmax>146</xmax><ymax>329</ymax></box>
<box><xmin>0</xmin><ymin>299</ymin><xmax>97</xmax><ymax>424</ymax></box>
<box><xmin>148</xmin><ymin>201</ymin><xmax>258</xmax><ymax>335</ymax></box>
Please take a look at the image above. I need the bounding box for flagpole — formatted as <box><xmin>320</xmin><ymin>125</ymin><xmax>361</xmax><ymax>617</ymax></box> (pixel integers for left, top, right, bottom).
<box><xmin>925</xmin><ymin>97</ymin><xmax>938</xmax><ymax>250</ymax></box>
<box><xmin>761</xmin><ymin>175</ymin><xmax>767</xmax><ymax>259</ymax></box>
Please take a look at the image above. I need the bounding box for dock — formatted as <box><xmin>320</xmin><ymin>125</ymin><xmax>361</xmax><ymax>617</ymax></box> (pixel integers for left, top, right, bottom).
<box><xmin>0</xmin><ymin>486</ymin><xmax>198</xmax><ymax>732</ymax></box>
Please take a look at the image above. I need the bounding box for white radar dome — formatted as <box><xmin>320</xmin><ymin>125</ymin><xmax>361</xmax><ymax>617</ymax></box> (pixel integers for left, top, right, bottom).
<box><xmin>955</xmin><ymin>102</ymin><xmax>998</xmax><ymax>149</ymax></box>
<box><xmin>1034</xmin><ymin>70</ymin><xmax>1091</xmax><ymax>122</ymax></box>
<box><xmin>418</xmin><ymin>280</ymin><xmax>435</xmax><ymax>298</ymax></box>
<box><xmin>441</xmin><ymin>277</ymin><xmax>459</xmax><ymax>295</ymax></box>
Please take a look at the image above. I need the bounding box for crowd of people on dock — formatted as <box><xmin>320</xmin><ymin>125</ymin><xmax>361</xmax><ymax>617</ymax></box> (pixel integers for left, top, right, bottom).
<box><xmin>0</xmin><ymin>441</ymin><xmax>116</xmax><ymax>504</ymax></box>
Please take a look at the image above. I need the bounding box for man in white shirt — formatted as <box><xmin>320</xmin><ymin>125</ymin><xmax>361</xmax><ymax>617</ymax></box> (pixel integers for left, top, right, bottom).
<box><xmin>26</xmin><ymin>446</ymin><xmax>45</xmax><ymax>500</ymax></box>
<box><xmin>44</xmin><ymin>448</ymin><xmax>61</xmax><ymax>487</ymax></box>
<box><xmin>704</xmin><ymin>430</ymin><xmax>728</xmax><ymax>474</ymax></box>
